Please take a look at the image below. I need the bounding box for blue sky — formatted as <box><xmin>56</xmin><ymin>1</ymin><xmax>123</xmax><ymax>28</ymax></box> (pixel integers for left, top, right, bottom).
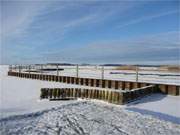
<box><xmin>1</xmin><ymin>0</ymin><xmax>179</xmax><ymax>65</ymax></box>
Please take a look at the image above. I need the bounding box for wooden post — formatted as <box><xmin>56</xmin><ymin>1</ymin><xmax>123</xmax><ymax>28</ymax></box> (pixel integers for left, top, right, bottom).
<box><xmin>14</xmin><ymin>65</ymin><xmax>16</xmax><ymax>71</ymax></box>
<box><xmin>76</xmin><ymin>64</ymin><xmax>79</xmax><ymax>78</ymax></box>
<box><xmin>28</xmin><ymin>65</ymin><xmax>31</xmax><ymax>74</ymax></box>
<box><xmin>9</xmin><ymin>65</ymin><xmax>12</xmax><ymax>72</ymax></box>
<box><xmin>101</xmin><ymin>66</ymin><xmax>104</xmax><ymax>80</ymax></box>
<box><xmin>19</xmin><ymin>65</ymin><xmax>21</xmax><ymax>73</ymax></box>
<box><xmin>136</xmin><ymin>66</ymin><xmax>139</xmax><ymax>82</ymax></box>
<box><xmin>56</xmin><ymin>64</ymin><xmax>59</xmax><ymax>76</ymax></box>
<box><xmin>41</xmin><ymin>64</ymin><xmax>43</xmax><ymax>75</ymax></box>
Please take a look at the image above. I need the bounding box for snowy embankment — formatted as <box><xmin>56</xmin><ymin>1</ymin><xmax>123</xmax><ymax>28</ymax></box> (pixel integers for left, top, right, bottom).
<box><xmin>1</xmin><ymin>65</ymin><xmax>180</xmax><ymax>135</ymax></box>
<box><xmin>1</xmin><ymin>101</ymin><xmax>180</xmax><ymax>135</ymax></box>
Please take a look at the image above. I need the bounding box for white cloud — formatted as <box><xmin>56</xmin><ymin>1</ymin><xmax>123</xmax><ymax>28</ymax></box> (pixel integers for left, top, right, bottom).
<box><xmin>1</xmin><ymin>1</ymin><xmax>140</xmax><ymax>43</ymax></box>
<box><xmin>117</xmin><ymin>10</ymin><xmax>179</xmax><ymax>29</ymax></box>
<box><xmin>1</xmin><ymin>1</ymin><xmax>179</xmax><ymax>65</ymax></box>
<box><xmin>1</xmin><ymin>1</ymin><xmax>59</xmax><ymax>41</ymax></box>
<box><xmin>41</xmin><ymin>31</ymin><xmax>180</xmax><ymax>64</ymax></box>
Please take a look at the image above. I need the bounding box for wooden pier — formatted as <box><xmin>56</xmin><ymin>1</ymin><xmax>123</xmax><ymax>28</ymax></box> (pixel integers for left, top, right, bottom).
<box><xmin>8</xmin><ymin>71</ymin><xmax>180</xmax><ymax>96</ymax></box>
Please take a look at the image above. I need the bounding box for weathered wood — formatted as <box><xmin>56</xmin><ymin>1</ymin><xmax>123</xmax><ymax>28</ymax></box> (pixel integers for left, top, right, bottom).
<box><xmin>8</xmin><ymin>71</ymin><xmax>180</xmax><ymax>96</ymax></box>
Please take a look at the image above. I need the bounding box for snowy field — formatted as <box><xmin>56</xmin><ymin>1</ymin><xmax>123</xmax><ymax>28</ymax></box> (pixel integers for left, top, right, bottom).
<box><xmin>1</xmin><ymin>65</ymin><xmax>109</xmax><ymax>118</ymax></box>
<box><xmin>1</xmin><ymin>65</ymin><xmax>180</xmax><ymax>135</ymax></box>
<box><xmin>54</xmin><ymin>66</ymin><xmax>180</xmax><ymax>85</ymax></box>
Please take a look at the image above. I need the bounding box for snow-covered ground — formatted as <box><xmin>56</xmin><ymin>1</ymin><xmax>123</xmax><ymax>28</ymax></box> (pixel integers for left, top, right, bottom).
<box><xmin>1</xmin><ymin>101</ymin><xmax>180</xmax><ymax>135</ymax></box>
<box><xmin>1</xmin><ymin>65</ymin><xmax>180</xmax><ymax>135</ymax></box>
<box><xmin>54</xmin><ymin>67</ymin><xmax>180</xmax><ymax>85</ymax></box>
<box><xmin>126</xmin><ymin>94</ymin><xmax>180</xmax><ymax>124</ymax></box>
<box><xmin>1</xmin><ymin>65</ymin><xmax>114</xmax><ymax>118</ymax></box>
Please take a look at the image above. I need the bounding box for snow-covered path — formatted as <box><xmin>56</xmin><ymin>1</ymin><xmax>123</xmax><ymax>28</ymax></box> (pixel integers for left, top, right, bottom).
<box><xmin>1</xmin><ymin>101</ymin><xmax>180</xmax><ymax>135</ymax></box>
